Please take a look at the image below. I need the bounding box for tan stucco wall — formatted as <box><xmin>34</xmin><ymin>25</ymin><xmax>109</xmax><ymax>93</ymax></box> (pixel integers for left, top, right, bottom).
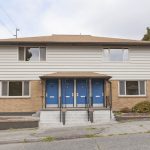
<box><xmin>111</xmin><ymin>80</ymin><xmax>150</xmax><ymax>111</ymax></box>
<box><xmin>0</xmin><ymin>81</ymin><xmax>43</xmax><ymax>112</ymax></box>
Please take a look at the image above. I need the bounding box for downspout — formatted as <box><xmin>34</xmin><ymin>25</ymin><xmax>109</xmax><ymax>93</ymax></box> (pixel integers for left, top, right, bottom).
<box><xmin>44</xmin><ymin>79</ymin><xmax>46</xmax><ymax>109</ymax></box>
<box><xmin>41</xmin><ymin>79</ymin><xmax>44</xmax><ymax>109</ymax></box>
<box><xmin>108</xmin><ymin>80</ymin><xmax>112</xmax><ymax>119</ymax></box>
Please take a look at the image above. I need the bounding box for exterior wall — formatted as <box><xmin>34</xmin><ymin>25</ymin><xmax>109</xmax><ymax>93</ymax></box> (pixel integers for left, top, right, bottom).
<box><xmin>112</xmin><ymin>80</ymin><xmax>150</xmax><ymax>111</ymax></box>
<box><xmin>1</xmin><ymin>45</ymin><xmax>150</xmax><ymax>112</ymax></box>
<box><xmin>0</xmin><ymin>81</ymin><xmax>43</xmax><ymax>112</ymax></box>
<box><xmin>0</xmin><ymin>45</ymin><xmax>150</xmax><ymax>80</ymax></box>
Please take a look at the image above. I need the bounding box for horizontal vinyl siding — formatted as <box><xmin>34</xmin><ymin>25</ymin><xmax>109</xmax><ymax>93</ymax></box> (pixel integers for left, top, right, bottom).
<box><xmin>0</xmin><ymin>46</ymin><xmax>150</xmax><ymax>80</ymax></box>
<box><xmin>0</xmin><ymin>46</ymin><xmax>18</xmax><ymax>61</ymax></box>
<box><xmin>46</xmin><ymin>47</ymin><xmax>102</xmax><ymax>62</ymax></box>
<box><xmin>130</xmin><ymin>47</ymin><xmax>150</xmax><ymax>62</ymax></box>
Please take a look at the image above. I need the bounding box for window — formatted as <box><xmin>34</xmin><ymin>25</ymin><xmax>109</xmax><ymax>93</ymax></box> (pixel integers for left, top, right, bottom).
<box><xmin>103</xmin><ymin>48</ymin><xmax>128</xmax><ymax>61</ymax></box>
<box><xmin>119</xmin><ymin>81</ymin><xmax>146</xmax><ymax>96</ymax></box>
<box><xmin>19</xmin><ymin>47</ymin><xmax>46</xmax><ymax>61</ymax></box>
<box><xmin>1</xmin><ymin>81</ymin><xmax>30</xmax><ymax>97</ymax></box>
<box><xmin>9</xmin><ymin>82</ymin><xmax>22</xmax><ymax>96</ymax></box>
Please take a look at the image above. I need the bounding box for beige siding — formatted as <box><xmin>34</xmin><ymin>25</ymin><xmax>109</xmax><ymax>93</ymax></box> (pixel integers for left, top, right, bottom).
<box><xmin>0</xmin><ymin>46</ymin><xmax>150</xmax><ymax>80</ymax></box>
<box><xmin>0</xmin><ymin>46</ymin><xmax>18</xmax><ymax>62</ymax></box>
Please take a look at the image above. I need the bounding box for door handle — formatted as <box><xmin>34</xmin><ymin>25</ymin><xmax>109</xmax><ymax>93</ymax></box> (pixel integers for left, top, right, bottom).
<box><xmin>76</xmin><ymin>93</ymin><xmax>79</xmax><ymax>96</ymax></box>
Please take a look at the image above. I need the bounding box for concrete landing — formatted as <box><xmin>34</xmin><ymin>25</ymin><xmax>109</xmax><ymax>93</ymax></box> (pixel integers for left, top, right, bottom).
<box><xmin>0</xmin><ymin>116</ymin><xmax>39</xmax><ymax>130</ymax></box>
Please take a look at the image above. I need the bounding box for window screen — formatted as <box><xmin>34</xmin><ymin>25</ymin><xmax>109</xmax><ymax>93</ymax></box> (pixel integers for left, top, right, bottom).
<box><xmin>119</xmin><ymin>81</ymin><xmax>125</xmax><ymax>95</ymax></box>
<box><xmin>139</xmin><ymin>81</ymin><xmax>145</xmax><ymax>95</ymax></box>
<box><xmin>40</xmin><ymin>47</ymin><xmax>46</xmax><ymax>61</ymax></box>
<box><xmin>24</xmin><ymin>81</ymin><xmax>29</xmax><ymax>96</ymax></box>
<box><xmin>2</xmin><ymin>81</ymin><xmax>8</xmax><ymax>96</ymax></box>
<box><xmin>19</xmin><ymin>47</ymin><xmax>24</xmax><ymax>61</ymax></box>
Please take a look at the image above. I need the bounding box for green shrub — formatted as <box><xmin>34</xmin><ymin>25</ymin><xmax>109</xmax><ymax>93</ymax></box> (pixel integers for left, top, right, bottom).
<box><xmin>132</xmin><ymin>101</ymin><xmax>150</xmax><ymax>113</ymax></box>
<box><xmin>120</xmin><ymin>107</ymin><xmax>131</xmax><ymax>113</ymax></box>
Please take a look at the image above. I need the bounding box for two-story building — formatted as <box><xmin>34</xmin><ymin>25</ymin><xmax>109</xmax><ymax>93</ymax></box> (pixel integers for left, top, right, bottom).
<box><xmin>0</xmin><ymin>35</ymin><xmax>150</xmax><ymax>126</ymax></box>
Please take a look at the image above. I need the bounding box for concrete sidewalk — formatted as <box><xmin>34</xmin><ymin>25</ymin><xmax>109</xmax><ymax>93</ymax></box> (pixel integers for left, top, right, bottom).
<box><xmin>1</xmin><ymin>120</ymin><xmax>150</xmax><ymax>144</ymax></box>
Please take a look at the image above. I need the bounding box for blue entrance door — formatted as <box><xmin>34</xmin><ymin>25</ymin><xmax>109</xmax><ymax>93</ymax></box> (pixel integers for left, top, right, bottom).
<box><xmin>76</xmin><ymin>79</ymin><xmax>88</xmax><ymax>106</ymax></box>
<box><xmin>46</xmin><ymin>79</ymin><xmax>58</xmax><ymax>106</ymax></box>
<box><xmin>92</xmin><ymin>79</ymin><xmax>104</xmax><ymax>105</ymax></box>
<box><xmin>62</xmin><ymin>79</ymin><xmax>74</xmax><ymax>107</ymax></box>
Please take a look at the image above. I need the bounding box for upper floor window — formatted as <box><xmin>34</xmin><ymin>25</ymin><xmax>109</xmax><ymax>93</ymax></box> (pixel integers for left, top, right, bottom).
<box><xmin>119</xmin><ymin>80</ymin><xmax>146</xmax><ymax>96</ymax></box>
<box><xmin>19</xmin><ymin>47</ymin><xmax>46</xmax><ymax>61</ymax></box>
<box><xmin>0</xmin><ymin>81</ymin><xmax>29</xmax><ymax>97</ymax></box>
<box><xmin>103</xmin><ymin>48</ymin><xmax>128</xmax><ymax>61</ymax></box>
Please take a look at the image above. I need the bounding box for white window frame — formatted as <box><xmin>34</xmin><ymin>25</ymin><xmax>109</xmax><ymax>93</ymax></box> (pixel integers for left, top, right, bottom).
<box><xmin>18</xmin><ymin>47</ymin><xmax>46</xmax><ymax>62</ymax></box>
<box><xmin>0</xmin><ymin>81</ymin><xmax>31</xmax><ymax>98</ymax></box>
<box><xmin>103</xmin><ymin>48</ymin><xmax>129</xmax><ymax>62</ymax></box>
<box><xmin>118</xmin><ymin>80</ymin><xmax>146</xmax><ymax>97</ymax></box>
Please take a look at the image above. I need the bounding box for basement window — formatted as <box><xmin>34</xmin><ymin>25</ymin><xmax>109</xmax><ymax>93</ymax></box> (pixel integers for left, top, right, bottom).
<box><xmin>19</xmin><ymin>47</ymin><xmax>46</xmax><ymax>61</ymax></box>
<box><xmin>103</xmin><ymin>49</ymin><xmax>128</xmax><ymax>61</ymax></box>
<box><xmin>119</xmin><ymin>80</ymin><xmax>146</xmax><ymax>96</ymax></box>
<box><xmin>1</xmin><ymin>81</ymin><xmax>30</xmax><ymax>97</ymax></box>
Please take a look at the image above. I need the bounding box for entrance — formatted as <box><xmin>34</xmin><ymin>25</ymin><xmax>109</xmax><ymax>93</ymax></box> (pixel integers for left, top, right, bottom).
<box><xmin>76</xmin><ymin>79</ymin><xmax>88</xmax><ymax>107</ymax></box>
<box><xmin>61</xmin><ymin>79</ymin><xmax>74</xmax><ymax>107</ymax></box>
<box><xmin>92</xmin><ymin>79</ymin><xmax>104</xmax><ymax>106</ymax></box>
<box><xmin>46</xmin><ymin>79</ymin><xmax>58</xmax><ymax>107</ymax></box>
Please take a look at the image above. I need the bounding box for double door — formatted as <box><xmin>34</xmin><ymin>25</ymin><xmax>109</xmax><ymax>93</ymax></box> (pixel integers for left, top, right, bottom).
<box><xmin>61</xmin><ymin>79</ymin><xmax>88</xmax><ymax>107</ymax></box>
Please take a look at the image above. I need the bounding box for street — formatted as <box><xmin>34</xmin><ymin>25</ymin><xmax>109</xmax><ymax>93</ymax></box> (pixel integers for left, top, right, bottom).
<box><xmin>0</xmin><ymin>133</ymin><xmax>150</xmax><ymax>150</ymax></box>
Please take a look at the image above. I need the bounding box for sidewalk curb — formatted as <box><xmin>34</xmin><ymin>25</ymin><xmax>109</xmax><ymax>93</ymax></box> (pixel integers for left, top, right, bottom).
<box><xmin>0</xmin><ymin>132</ymin><xmax>146</xmax><ymax>145</ymax></box>
<box><xmin>0</xmin><ymin>135</ymin><xmax>88</xmax><ymax>145</ymax></box>
<box><xmin>0</xmin><ymin>138</ymin><xmax>42</xmax><ymax>145</ymax></box>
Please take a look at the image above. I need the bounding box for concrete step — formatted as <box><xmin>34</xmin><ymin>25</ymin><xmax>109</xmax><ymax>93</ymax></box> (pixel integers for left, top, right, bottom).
<box><xmin>39</xmin><ymin>110</ymin><xmax>115</xmax><ymax>128</ymax></box>
<box><xmin>40</xmin><ymin>111</ymin><xmax>61</xmax><ymax>123</ymax></box>
<box><xmin>65</xmin><ymin>111</ymin><xmax>89</xmax><ymax>124</ymax></box>
<box><xmin>93</xmin><ymin>110</ymin><xmax>114</xmax><ymax>123</ymax></box>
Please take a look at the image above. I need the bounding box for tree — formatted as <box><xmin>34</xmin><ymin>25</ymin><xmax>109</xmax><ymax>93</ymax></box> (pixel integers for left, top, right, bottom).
<box><xmin>142</xmin><ymin>27</ymin><xmax>150</xmax><ymax>41</ymax></box>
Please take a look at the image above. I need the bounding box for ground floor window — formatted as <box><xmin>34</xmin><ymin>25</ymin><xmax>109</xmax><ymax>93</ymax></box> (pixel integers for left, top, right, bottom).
<box><xmin>0</xmin><ymin>81</ymin><xmax>30</xmax><ymax>97</ymax></box>
<box><xmin>119</xmin><ymin>80</ymin><xmax>146</xmax><ymax>96</ymax></box>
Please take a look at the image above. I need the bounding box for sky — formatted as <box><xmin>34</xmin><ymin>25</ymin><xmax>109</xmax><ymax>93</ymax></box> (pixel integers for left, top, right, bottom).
<box><xmin>0</xmin><ymin>0</ymin><xmax>149</xmax><ymax>40</ymax></box>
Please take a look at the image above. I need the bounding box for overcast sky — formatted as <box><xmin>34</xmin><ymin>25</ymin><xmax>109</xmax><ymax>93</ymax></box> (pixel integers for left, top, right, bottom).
<box><xmin>0</xmin><ymin>0</ymin><xmax>149</xmax><ymax>40</ymax></box>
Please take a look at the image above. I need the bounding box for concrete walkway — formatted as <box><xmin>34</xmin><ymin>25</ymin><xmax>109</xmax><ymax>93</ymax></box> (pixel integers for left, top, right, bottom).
<box><xmin>1</xmin><ymin>120</ymin><xmax>150</xmax><ymax>144</ymax></box>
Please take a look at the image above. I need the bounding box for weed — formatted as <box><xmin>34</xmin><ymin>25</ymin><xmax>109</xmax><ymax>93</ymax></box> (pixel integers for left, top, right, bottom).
<box><xmin>84</xmin><ymin>134</ymin><xmax>99</xmax><ymax>138</ymax></box>
<box><xmin>86</xmin><ymin>127</ymin><xmax>97</xmax><ymax>130</ymax></box>
<box><xmin>42</xmin><ymin>136</ymin><xmax>55</xmax><ymax>142</ymax></box>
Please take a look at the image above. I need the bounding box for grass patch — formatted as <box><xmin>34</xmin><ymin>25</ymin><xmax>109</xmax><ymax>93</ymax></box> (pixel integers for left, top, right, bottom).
<box><xmin>145</xmin><ymin>130</ymin><xmax>150</xmax><ymax>133</ymax></box>
<box><xmin>113</xmin><ymin>111</ymin><xmax>122</xmax><ymax>115</ymax></box>
<box><xmin>84</xmin><ymin>134</ymin><xmax>100</xmax><ymax>138</ymax></box>
<box><xmin>86</xmin><ymin>127</ymin><xmax>97</xmax><ymax>130</ymax></box>
<box><xmin>23</xmin><ymin>139</ymin><xmax>28</xmax><ymax>143</ymax></box>
<box><xmin>107</xmin><ymin>134</ymin><xmax>114</xmax><ymax>136</ymax></box>
<box><xmin>42</xmin><ymin>136</ymin><xmax>55</xmax><ymax>142</ymax></box>
<box><xmin>118</xmin><ymin>133</ymin><xmax>128</xmax><ymax>136</ymax></box>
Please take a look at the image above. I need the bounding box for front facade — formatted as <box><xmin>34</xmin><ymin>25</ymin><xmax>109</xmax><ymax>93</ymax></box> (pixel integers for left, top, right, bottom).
<box><xmin>0</xmin><ymin>35</ymin><xmax>150</xmax><ymax>116</ymax></box>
